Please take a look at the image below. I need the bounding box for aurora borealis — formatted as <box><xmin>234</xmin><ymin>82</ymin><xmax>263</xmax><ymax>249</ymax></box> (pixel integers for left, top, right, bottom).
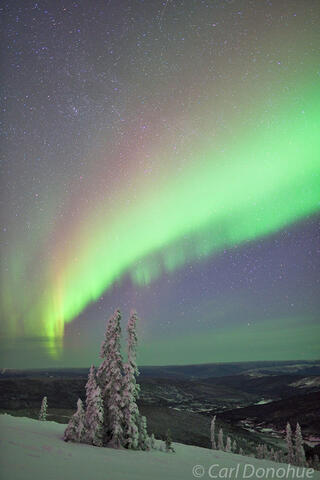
<box><xmin>1</xmin><ymin>0</ymin><xmax>319</xmax><ymax>368</ymax></box>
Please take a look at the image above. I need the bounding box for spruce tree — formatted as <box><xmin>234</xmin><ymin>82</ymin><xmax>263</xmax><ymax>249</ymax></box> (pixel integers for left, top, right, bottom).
<box><xmin>286</xmin><ymin>422</ymin><xmax>294</xmax><ymax>464</ymax></box>
<box><xmin>138</xmin><ymin>415</ymin><xmax>150</xmax><ymax>451</ymax></box>
<box><xmin>122</xmin><ymin>311</ymin><xmax>141</xmax><ymax>449</ymax></box>
<box><xmin>39</xmin><ymin>396</ymin><xmax>48</xmax><ymax>421</ymax></box>
<box><xmin>217</xmin><ymin>428</ymin><xmax>224</xmax><ymax>451</ymax></box>
<box><xmin>256</xmin><ymin>444</ymin><xmax>264</xmax><ymax>459</ymax></box>
<box><xmin>210</xmin><ymin>415</ymin><xmax>217</xmax><ymax>449</ymax></box>
<box><xmin>84</xmin><ymin>365</ymin><xmax>104</xmax><ymax>446</ymax></box>
<box><xmin>97</xmin><ymin>309</ymin><xmax>124</xmax><ymax>448</ymax></box>
<box><xmin>311</xmin><ymin>455</ymin><xmax>320</xmax><ymax>471</ymax></box>
<box><xmin>64</xmin><ymin>398</ymin><xmax>86</xmax><ymax>443</ymax></box>
<box><xmin>225</xmin><ymin>436</ymin><xmax>232</xmax><ymax>452</ymax></box>
<box><xmin>97</xmin><ymin>310</ymin><xmax>116</xmax><ymax>441</ymax></box>
<box><xmin>165</xmin><ymin>428</ymin><xmax>175</xmax><ymax>453</ymax></box>
<box><xmin>278</xmin><ymin>450</ymin><xmax>285</xmax><ymax>463</ymax></box>
<box><xmin>294</xmin><ymin>423</ymin><xmax>306</xmax><ymax>466</ymax></box>
<box><xmin>262</xmin><ymin>444</ymin><xmax>270</xmax><ymax>459</ymax></box>
<box><xmin>270</xmin><ymin>447</ymin><xmax>275</xmax><ymax>461</ymax></box>
<box><xmin>150</xmin><ymin>433</ymin><xmax>156</xmax><ymax>450</ymax></box>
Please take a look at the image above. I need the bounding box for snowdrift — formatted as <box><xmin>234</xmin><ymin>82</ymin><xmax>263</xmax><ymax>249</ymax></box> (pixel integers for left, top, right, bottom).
<box><xmin>0</xmin><ymin>414</ymin><xmax>318</xmax><ymax>480</ymax></box>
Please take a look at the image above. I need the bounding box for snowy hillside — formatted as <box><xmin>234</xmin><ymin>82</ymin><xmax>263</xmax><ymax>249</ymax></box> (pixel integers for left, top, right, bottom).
<box><xmin>0</xmin><ymin>414</ymin><xmax>318</xmax><ymax>480</ymax></box>
<box><xmin>290</xmin><ymin>377</ymin><xmax>320</xmax><ymax>389</ymax></box>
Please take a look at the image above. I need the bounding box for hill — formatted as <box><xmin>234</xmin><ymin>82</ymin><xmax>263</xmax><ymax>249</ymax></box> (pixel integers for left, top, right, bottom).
<box><xmin>0</xmin><ymin>414</ymin><xmax>318</xmax><ymax>480</ymax></box>
<box><xmin>219</xmin><ymin>391</ymin><xmax>320</xmax><ymax>435</ymax></box>
<box><xmin>1</xmin><ymin>367</ymin><xmax>319</xmax><ymax>456</ymax></box>
<box><xmin>2</xmin><ymin>360</ymin><xmax>320</xmax><ymax>380</ymax></box>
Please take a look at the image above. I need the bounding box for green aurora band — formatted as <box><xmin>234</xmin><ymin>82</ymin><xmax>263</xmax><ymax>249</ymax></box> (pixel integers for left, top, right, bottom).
<box><xmin>3</xmin><ymin>84</ymin><xmax>320</xmax><ymax>353</ymax></box>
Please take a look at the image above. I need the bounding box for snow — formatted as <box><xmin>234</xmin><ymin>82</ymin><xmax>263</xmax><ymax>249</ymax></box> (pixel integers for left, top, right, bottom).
<box><xmin>254</xmin><ymin>399</ymin><xmax>273</xmax><ymax>405</ymax></box>
<box><xmin>0</xmin><ymin>414</ymin><xmax>319</xmax><ymax>480</ymax></box>
<box><xmin>289</xmin><ymin>377</ymin><xmax>320</xmax><ymax>389</ymax></box>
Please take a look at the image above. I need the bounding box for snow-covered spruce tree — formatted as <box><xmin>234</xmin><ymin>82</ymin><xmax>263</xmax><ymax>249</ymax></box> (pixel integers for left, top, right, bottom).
<box><xmin>39</xmin><ymin>396</ymin><xmax>48</xmax><ymax>421</ymax></box>
<box><xmin>138</xmin><ymin>415</ymin><xmax>150</xmax><ymax>451</ymax></box>
<box><xmin>150</xmin><ymin>433</ymin><xmax>156</xmax><ymax>450</ymax></box>
<box><xmin>286</xmin><ymin>422</ymin><xmax>295</xmax><ymax>464</ymax></box>
<box><xmin>122</xmin><ymin>310</ymin><xmax>141</xmax><ymax>449</ymax></box>
<box><xmin>210</xmin><ymin>415</ymin><xmax>217</xmax><ymax>449</ymax></box>
<box><xmin>263</xmin><ymin>444</ymin><xmax>270</xmax><ymax>460</ymax></box>
<box><xmin>64</xmin><ymin>398</ymin><xmax>86</xmax><ymax>443</ymax></box>
<box><xmin>232</xmin><ymin>440</ymin><xmax>238</xmax><ymax>453</ymax></box>
<box><xmin>97</xmin><ymin>309</ymin><xmax>124</xmax><ymax>448</ymax></box>
<box><xmin>294</xmin><ymin>423</ymin><xmax>306</xmax><ymax>467</ymax></box>
<box><xmin>165</xmin><ymin>428</ymin><xmax>175</xmax><ymax>453</ymax></box>
<box><xmin>310</xmin><ymin>455</ymin><xmax>320</xmax><ymax>471</ymax></box>
<box><xmin>84</xmin><ymin>365</ymin><xmax>104</xmax><ymax>446</ymax></box>
<box><xmin>97</xmin><ymin>310</ymin><xmax>116</xmax><ymax>442</ymax></box>
<box><xmin>225</xmin><ymin>436</ymin><xmax>232</xmax><ymax>453</ymax></box>
<box><xmin>278</xmin><ymin>449</ymin><xmax>285</xmax><ymax>463</ymax></box>
<box><xmin>256</xmin><ymin>444</ymin><xmax>264</xmax><ymax>459</ymax></box>
<box><xmin>217</xmin><ymin>428</ymin><xmax>224</xmax><ymax>451</ymax></box>
<box><xmin>270</xmin><ymin>447</ymin><xmax>275</xmax><ymax>461</ymax></box>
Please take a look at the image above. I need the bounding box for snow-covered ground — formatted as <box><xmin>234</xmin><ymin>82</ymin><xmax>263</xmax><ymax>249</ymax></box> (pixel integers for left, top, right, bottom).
<box><xmin>0</xmin><ymin>414</ymin><xmax>318</xmax><ymax>480</ymax></box>
<box><xmin>254</xmin><ymin>399</ymin><xmax>273</xmax><ymax>405</ymax></box>
<box><xmin>289</xmin><ymin>377</ymin><xmax>320</xmax><ymax>389</ymax></box>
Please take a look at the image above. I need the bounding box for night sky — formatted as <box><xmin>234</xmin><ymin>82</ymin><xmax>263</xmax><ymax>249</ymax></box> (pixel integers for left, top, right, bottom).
<box><xmin>1</xmin><ymin>0</ymin><xmax>319</xmax><ymax>369</ymax></box>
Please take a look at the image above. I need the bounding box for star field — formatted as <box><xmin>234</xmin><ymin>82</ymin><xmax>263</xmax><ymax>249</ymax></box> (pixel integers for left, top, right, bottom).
<box><xmin>0</xmin><ymin>0</ymin><xmax>319</xmax><ymax>367</ymax></box>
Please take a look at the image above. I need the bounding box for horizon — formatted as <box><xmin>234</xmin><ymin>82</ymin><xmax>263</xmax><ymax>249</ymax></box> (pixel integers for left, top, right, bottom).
<box><xmin>1</xmin><ymin>358</ymin><xmax>320</xmax><ymax>373</ymax></box>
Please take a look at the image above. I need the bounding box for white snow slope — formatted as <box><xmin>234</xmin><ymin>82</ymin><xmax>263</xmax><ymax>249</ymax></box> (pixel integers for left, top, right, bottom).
<box><xmin>0</xmin><ymin>414</ymin><xmax>318</xmax><ymax>480</ymax></box>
